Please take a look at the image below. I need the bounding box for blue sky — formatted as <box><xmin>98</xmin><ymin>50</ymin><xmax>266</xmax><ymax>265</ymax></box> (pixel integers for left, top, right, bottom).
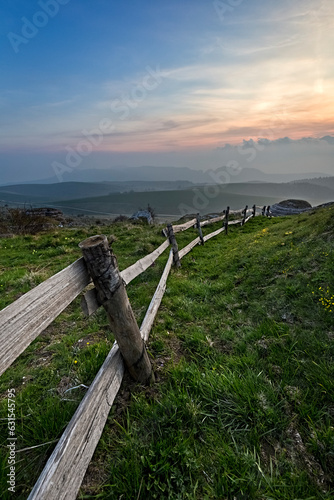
<box><xmin>1</xmin><ymin>0</ymin><xmax>333</xmax><ymax>182</ymax></box>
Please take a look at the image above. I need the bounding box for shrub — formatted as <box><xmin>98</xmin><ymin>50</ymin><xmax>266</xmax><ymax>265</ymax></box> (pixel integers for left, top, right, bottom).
<box><xmin>147</xmin><ymin>204</ymin><xmax>156</xmax><ymax>222</ymax></box>
<box><xmin>113</xmin><ymin>215</ymin><xmax>129</xmax><ymax>223</ymax></box>
<box><xmin>0</xmin><ymin>207</ymin><xmax>58</xmax><ymax>235</ymax></box>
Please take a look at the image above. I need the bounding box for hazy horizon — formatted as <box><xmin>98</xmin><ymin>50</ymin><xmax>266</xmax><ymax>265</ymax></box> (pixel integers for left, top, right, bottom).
<box><xmin>1</xmin><ymin>1</ymin><xmax>333</xmax><ymax>184</ymax></box>
<box><xmin>1</xmin><ymin>135</ymin><xmax>333</xmax><ymax>185</ymax></box>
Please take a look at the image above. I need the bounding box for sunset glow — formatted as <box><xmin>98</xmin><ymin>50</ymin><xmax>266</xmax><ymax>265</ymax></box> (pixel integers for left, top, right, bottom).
<box><xmin>1</xmin><ymin>0</ymin><xmax>333</xmax><ymax>182</ymax></box>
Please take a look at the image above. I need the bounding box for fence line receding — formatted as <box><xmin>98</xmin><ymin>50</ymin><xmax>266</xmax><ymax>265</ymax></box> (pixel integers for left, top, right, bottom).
<box><xmin>0</xmin><ymin>203</ymin><xmax>264</xmax><ymax>500</ymax></box>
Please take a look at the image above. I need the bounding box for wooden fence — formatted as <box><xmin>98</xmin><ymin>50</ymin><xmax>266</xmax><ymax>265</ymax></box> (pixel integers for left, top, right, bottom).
<box><xmin>0</xmin><ymin>203</ymin><xmax>267</xmax><ymax>499</ymax></box>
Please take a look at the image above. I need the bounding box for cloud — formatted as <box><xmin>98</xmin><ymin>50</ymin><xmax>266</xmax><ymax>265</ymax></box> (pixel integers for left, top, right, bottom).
<box><xmin>213</xmin><ymin>133</ymin><xmax>333</xmax><ymax>177</ymax></box>
<box><xmin>218</xmin><ymin>135</ymin><xmax>334</xmax><ymax>151</ymax></box>
<box><xmin>320</xmin><ymin>135</ymin><xmax>334</xmax><ymax>145</ymax></box>
<box><xmin>1</xmin><ymin>0</ymin><xmax>334</xmax><ymax>184</ymax></box>
<box><xmin>260</xmin><ymin>136</ymin><xmax>334</xmax><ymax>147</ymax></box>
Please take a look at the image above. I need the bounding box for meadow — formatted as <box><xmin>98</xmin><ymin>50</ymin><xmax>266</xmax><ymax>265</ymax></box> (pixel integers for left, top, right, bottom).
<box><xmin>0</xmin><ymin>206</ymin><xmax>333</xmax><ymax>499</ymax></box>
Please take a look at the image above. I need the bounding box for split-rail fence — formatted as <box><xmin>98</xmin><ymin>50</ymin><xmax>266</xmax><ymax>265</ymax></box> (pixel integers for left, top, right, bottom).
<box><xmin>0</xmin><ymin>204</ymin><xmax>270</xmax><ymax>499</ymax></box>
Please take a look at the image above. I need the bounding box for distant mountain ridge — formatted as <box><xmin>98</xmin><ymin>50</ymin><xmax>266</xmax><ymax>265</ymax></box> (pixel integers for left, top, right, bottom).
<box><xmin>289</xmin><ymin>176</ymin><xmax>334</xmax><ymax>189</ymax></box>
<box><xmin>9</xmin><ymin>165</ymin><xmax>331</xmax><ymax>186</ymax></box>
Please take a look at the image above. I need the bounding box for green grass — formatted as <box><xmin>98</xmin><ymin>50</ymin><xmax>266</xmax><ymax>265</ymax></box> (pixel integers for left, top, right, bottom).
<box><xmin>0</xmin><ymin>208</ymin><xmax>334</xmax><ymax>499</ymax></box>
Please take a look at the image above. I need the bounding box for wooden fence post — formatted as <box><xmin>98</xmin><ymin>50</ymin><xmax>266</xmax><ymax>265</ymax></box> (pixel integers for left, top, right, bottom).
<box><xmin>225</xmin><ymin>206</ymin><xmax>230</xmax><ymax>234</ymax></box>
<box><xmin>262</xmin><ymin>206</ymin><xmax>266</xmax><ymax>216</ymax></box>
<box><xmin>79</xmin><ymin>235</ymin><xmax>153</xmax><ymax>384</ymax></box>
<box><xmin>252</xmin><ymin>204</ymin><xmax>256</xmax><ymax>217</ymax></box>
<box><xmin>242</xmin><ymin>205</ymin><xmax>248</xmax><ymax>225</ymax></box>
<box><xmin>167</xmin><ymin>224</ymin><xmax>181</xmax><ymax>268</ymax></box>
<box><xmin>196</xmin><ymin>213</ymin><xmax>204</xmax><ymax>245</ymax></box>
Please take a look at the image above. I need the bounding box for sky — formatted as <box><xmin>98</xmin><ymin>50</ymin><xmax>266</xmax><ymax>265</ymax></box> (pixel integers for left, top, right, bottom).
<box><xmin>0</xmin><ymin>0</ymin><xmax>334</xmax><ymax>183</ymax></box>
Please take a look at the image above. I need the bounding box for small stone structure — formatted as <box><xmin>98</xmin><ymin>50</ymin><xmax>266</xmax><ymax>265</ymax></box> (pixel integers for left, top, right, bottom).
<box><xmin>269</xmin><ymin>199</ymin><xmax>312</xmax><ymax>216</ymax></box>
<box><xmin>25</xmin><ymin>207</ymin><xmax>64</xmax><ymax>221</ymax></box>
<box><xmin>129</xmin><ymin>210</ymin><xmax>153</xmax><ymax>224</ymax></box>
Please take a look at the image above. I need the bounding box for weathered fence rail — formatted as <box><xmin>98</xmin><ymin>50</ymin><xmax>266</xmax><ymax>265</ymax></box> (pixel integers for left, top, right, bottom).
<box><xmin>28</xmin><ymin>342</ymin><xmax>124</xmax><ymax>500</ymax></box>
<box><xmin>0</xmin><ymin>258</ymin><xmax>91</xmax><ymax>377</ymax></box>
<box><xmin>0</xmin><ymin>203</ymin><xmax>261</xmax><ymax>499</ymax></box>
<box><xmin>140</xmin><ymin>250</ymin><xmax>173</xmax><ymax>343</ymax></box>
<box><xmin>121</xmin><ymin>238</ymin><xmax>170</xmax><ymax>285</ymax></box>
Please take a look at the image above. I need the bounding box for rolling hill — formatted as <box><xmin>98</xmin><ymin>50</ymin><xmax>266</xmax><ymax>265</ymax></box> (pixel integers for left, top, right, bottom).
<box><xmin>1</xmin><ymin>176</ymin><xmax>333</xmax><ymax>217</ymax></box>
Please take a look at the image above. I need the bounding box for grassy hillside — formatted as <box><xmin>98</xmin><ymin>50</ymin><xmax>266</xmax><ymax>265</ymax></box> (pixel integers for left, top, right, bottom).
<box><xmin>0</xmin><ymin>207</ymin><xmax>333</xmax><ymax>498</ymax></box>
